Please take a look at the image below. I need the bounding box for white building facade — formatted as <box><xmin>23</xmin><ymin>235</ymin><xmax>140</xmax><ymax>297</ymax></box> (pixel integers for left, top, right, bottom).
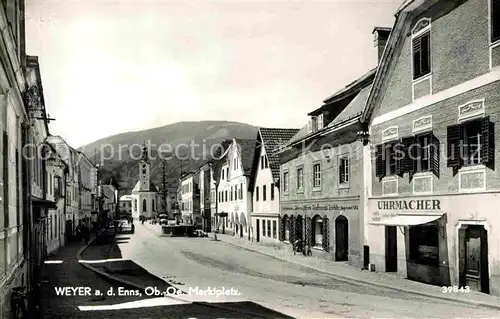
<box><xmin>217</xmin><ymin>138</ymin><xmax>256</xmax><ymax>239</ymax></box>
<box><xmin>250</xmin><ymin>128</ymin><xmax>298</xmax><ymax>244</ymax></box>
<box><xmin>77</xmin><ymin>151</ymin><xmax>93</xmax><ymax>226</ymax></box>
<box><xmin>180</xmin><ymin>173</ymin><xmax>194</xmax><ymax>224</ymax></box>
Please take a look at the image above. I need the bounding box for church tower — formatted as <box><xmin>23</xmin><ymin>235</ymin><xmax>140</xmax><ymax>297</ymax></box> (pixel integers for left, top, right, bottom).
<box><xmin>139</xmin><ymin>142</ymin><xmax>150</xmax><ymax>191</ymax></box>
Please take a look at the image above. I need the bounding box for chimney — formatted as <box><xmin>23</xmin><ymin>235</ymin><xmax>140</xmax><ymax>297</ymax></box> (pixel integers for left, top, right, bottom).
<box><xmin>373</xmin><ymin>27</ymin><xmax>392</xmax><ymax>63</ymax></box>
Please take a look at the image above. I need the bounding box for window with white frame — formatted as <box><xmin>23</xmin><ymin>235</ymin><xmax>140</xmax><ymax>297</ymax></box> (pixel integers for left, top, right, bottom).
<box><xmin>339</xmin><ymin>157</ymin><xmax>349</xmax><ymax>184</ymax></box>
<box><xmin>283</xmin><ymin>172</ymin><xmax>289</xmax><ymax>192</ymax></box>
<box><xmin>296</xmin><ymin>167</ymin><xmax>304</xmax><ymax>190</ymax></box>
<box><xmin>412</xmin><ymin>20</ymin><xmax>431</xmax><ymax>80</ymax></box>
<box><xmin>313</xmin><ymin>163</ymin><xmax>321</xmax><ymax>188</ymax></box>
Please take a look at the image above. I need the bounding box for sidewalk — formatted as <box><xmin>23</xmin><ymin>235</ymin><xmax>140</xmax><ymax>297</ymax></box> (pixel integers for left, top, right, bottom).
<box><xmin>214</xmin><ymin>232</ymin><xmax>500</xmax><ymax>310</ymax></box>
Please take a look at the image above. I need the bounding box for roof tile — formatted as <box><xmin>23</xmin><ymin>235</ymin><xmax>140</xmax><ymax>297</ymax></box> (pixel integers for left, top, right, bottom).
<box><xmin>259</xmin><ymin>128</ymin><xmax>300</xmax><ymax>180</ymax></box>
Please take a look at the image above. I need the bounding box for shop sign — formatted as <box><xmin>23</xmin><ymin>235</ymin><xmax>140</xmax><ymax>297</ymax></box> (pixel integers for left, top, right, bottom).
<box><xmin>281</xmin><ymin>203</ymin><xmax>358</xmax><ymax>212</ymax></box>
<box><xmin>377</xmin><ymin>199</ymin><xmax>441</xmax><ymax>211</ymax></box>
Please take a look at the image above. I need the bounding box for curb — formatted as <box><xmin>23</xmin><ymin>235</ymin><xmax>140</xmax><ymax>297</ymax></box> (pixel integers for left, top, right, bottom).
<box><xmin>77</xmin><ymin>229</ymin><xmax>283</xmax><ymax>318</ymax></box>
<box><xmin>218</xmin><ymin>237</ymin><xmax>500</xmax><ymax>311</ymax></box>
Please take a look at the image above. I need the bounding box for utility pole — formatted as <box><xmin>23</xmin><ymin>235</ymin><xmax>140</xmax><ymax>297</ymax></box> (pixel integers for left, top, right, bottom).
<box><xmin>161</xmin><ymin>160</ymin><xmax>168</xmax><ymax>218</ymax></box>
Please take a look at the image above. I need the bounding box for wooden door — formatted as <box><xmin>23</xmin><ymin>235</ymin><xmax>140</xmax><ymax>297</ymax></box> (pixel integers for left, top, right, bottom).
<box><xmin>465</xmin><ymin>226</ymin><xmax>489</xmax><ymax>293</ymax></box>
<box><xmin>335</xmin><ymin>216</ymin><xmax>349</xmax><ymax>261</ymax></box>
<box><xmin>385</xmin><ymin>226</ymin><xmax>398</xmax><ymax>272</ymax></box>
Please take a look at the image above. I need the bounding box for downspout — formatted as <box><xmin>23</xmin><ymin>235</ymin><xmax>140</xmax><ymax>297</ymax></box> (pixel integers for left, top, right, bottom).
<box><xmin>21</xmin><ymin>122</ymin><xmax>33</xmax><ymax>291</ymax></box>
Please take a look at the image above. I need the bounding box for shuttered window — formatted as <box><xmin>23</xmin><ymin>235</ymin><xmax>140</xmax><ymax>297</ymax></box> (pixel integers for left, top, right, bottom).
<box><xmin>447</xmin><ymin>117</ymin><xmax>494</xmax><ymax>169</ymax></box>
<box><xmin>492</xmin><ymin>0</ymin><xmax>500</xmax><ymax>42</ymax></box>
<box><xmin>403</xmin><ymin>134</ymin><xmax>440</xmax><ymax>179</ymax></box>
<box><xmin>412</xmin><ymin>32</ymin><xmax>431</xmax><ymax>80</ymax></box>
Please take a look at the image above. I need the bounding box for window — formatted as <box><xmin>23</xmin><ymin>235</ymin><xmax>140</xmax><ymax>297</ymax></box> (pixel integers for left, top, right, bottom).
<box><xmin>492</xmin><ymin>0</ymin><xmax>500</xmax><ymax>42</ymax></box>
<box><xmin>339</xmin><ymin>157</ymin><xmax>349</xmax><ymax>184</ymax></box>
<box><xmin>152</xmin><ymin>199</ymin><xmax>155</xmax><ymax>211</ymax></box>
<box><xmin>447</xmin><ymin>117</ymin><xmax>494</xmax><ymax>169</ymax></box>
<box><xmin>262</xmin><ymin>220</ymin><xmax>266</xmax><ymax>236</ymax></box>
<box><xmin>283</xmin><ymin>172</ymin><xmax>289</xmax><ymax>192</ymax></box>
<box><xmin>261</xmin><ymin>156</ymin><xmax>264</xmax><ymax>169</ymax></box>
<box><xmin>462</xmin><ymin>120</ymin><xmax>483</xmax><ymax>166</ymax></box>
<box><xmin>230</xmin><ymin>186</ymin><xmax>233</xmax><ymax>201</ymax></box>
<box><xmin>226</xmin><ymin>168</ymin><xmax>229</xmax><ymax>179</ymax></box>
<box><xmin>225</xmin><ymin>190</ymin><xmax>227</xmax><ymax>202</ymax></box>
<box><xmin>256</xmin><ymin>186</ymin><xmax>259</xmax><ymax>201</ymax></box>
<box><xmin>272</xmin><ymin>221</ymin><xmax>277</xmax><ymax>239</ymax></box>
<box><xmin>142</xmin><ymin>199</ymin><xmax>147</xmax><ymax>212</ymax></box>
<box><xmin>222</xmin><ymin>169</ymin><xmax>224</xmax><ymax>180</ymax></box>
<box><xmin>312</xmin><ymin>215</ymin><xmax>323</xmax><ymax>247</ymax></box>
<box><xmin>234</xmin><ymin>185</ymin><xmax>237</xmax><ymax>200</ymax></box>
<box><xmin>409</xmin><ymin>225</ymin><xmax>439</xmax><ymax>266</ymax></box>
<box><xmin>134</xmin><ymin>199</ymin><xmax>137</xmax><ymax>211</ymax></box>
<box><xmin>263</xmin><ymin>185</ymin><xmax>266</xmax><ymax>201</ymax></box>
<box><xmin>239</xmin><ymin>183</ymin><xmax>243</xmax><ymax>199</ymax></box>
<box><xmin>412</xmin><ymin>32</ymin><xmax>431</xmax><ymax>80</ymax></box>
<box><xmin>267</xmin><ymin>220</ymin><xmax>271</xmax><ymax>238</ymax></box>
<box><xmin>297</xmin><ymin>168</ymin><xmax>304</xmax><ymax>190</ymax></box>
<box><xmin>376</xmin><ymin>143</ymin><xmax>401</xmax><ymax>178</ymax></box>
<box><xmin>313</xmin><ymin>163</ymin><xmax>321</xmax><ymax>188</ymax></box>
<box><xmin>415</xmin><ymin>134</ymin><xmax>431</xmax><ymax>172</ymax></box>
<box><xmin>284</xmin><ymin>216</ymin><xmax>290</xmax><ymax>241</ymax></box>
<box><xmin>270</xmin><ymin>183</ymin><xmax>275</xmax><ymax>200</ymax></box>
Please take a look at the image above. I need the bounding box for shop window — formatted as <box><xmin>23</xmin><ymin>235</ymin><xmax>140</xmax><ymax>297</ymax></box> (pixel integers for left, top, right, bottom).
<box><xmin>409</xmin><ymin>225</ymin><xmax>439</xmax><ymax>266</ymax></box>
<box><xmin>492</xmin><ymin>0</ymin><xmax>500</xmax><ymax>43</ymax></box>
<box><xmin>312</xmin><ymin>215</ymin><xmax>323</xmax><ymax>247</ymax></box>
<box><xmin>412</xmin><ymin>31</ymin><xmax>431</xmax><ymax>80</ymax></box>
<box><xmin>447</xmin><ymin>117</ymin><xmax>494</xmax><ymax>169</ymax></box>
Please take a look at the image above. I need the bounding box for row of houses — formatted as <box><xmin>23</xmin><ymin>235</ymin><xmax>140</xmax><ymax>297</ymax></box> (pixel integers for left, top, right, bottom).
<box><xmin>176</xmin><ymin>0</ymin><xmax>500</xmax><ymax>297</ymax></box>
<box><xmin>0</xmin><ymin>2</ymin><xmax>119</xmax><ymax>316</ymax></box>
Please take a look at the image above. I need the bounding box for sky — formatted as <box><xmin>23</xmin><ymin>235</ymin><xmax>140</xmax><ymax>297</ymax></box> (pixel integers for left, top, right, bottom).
<box><xmin>25</xmin><ymin>0</ymin><xmax>402</xmax><ymax>148</ymax></box>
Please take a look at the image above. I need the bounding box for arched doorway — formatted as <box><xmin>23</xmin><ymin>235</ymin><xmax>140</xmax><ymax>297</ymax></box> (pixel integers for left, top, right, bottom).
<box><xmin>295</xmin><ymin>215</ymin><xmax>303</xmax><ymax>241</ymax></box>
<box><xmin>335</xmin><ymin>215</ymin><xmax>349</xmax><ymax>261</ymax></box>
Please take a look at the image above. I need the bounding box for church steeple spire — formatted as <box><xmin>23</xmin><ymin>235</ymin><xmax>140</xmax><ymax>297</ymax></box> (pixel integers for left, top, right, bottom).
<box><xmin>141</xmin><ymin>141</ymin><xmax>149</xmax><ymax>162</ymax></box>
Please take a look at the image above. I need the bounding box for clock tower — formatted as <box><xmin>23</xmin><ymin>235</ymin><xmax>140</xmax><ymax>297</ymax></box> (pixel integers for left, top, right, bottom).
<box><xmin>139</xmin><ymin>142</ymin><xmax>150</xmax><ymax>191</ymax></box>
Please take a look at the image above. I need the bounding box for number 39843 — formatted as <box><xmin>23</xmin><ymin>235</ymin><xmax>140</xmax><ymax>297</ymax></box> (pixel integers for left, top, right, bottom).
<box><xmin>442</xmin><ymin>286</ymin><xmax>470</xmax><ymax>293</ymax></box>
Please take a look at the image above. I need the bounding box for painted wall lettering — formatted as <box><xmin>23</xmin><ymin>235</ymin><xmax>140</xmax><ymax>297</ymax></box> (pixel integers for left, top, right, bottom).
<box><xmin>377</xmin><ymin>200</ymin><xmax>441</xmax><ymax>211</ymax></box>
<box><xmin>281</xmin><ymin>203</ymin><xmax>359</xmax><ymax>212</ymax></box>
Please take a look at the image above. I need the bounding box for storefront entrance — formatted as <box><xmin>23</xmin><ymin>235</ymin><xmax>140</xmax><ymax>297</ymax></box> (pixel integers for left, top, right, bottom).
<box><xmin>335</xmin><ymin>215</ymin><xmax>348</xmax><ymax>261</ymax></box>
<box><xmin>459</xmin><ymin>225</ymin><xmax>490</xmax><ymax>294</ymax></box>
<box><xmin>385</xmin><ymin>226</ymin><xmax>398</xmax><ymax>272</ymax></box>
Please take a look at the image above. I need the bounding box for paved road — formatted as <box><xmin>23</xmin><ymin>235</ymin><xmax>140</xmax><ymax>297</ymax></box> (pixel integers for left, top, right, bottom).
<box><xmin>116</xmin><ymin>224</ymin><xmax>500</xmax><ymax>318</ymax></box>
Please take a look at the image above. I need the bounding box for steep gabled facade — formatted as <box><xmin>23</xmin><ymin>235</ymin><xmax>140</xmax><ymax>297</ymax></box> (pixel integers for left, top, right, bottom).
<box><xmin>277</xmin><ymin>68</ymin><xmax>375</xmax><ymax>267</ymax></box>
<box><xmin>250</xmin><ymin>128</ymin><xmax>299</xmax><ymax>244</ymax></box>
<box><xmin>362</xmin><ymin>0</ymin><xmax>500</xmax><ymax>295</ymax></box>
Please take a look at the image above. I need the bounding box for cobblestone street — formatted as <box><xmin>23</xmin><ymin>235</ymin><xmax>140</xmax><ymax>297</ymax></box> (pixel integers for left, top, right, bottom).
<box><xmin>126</xmin><ymin>223</ymin><xmax>500</xmax><ymax>318</ymax></box>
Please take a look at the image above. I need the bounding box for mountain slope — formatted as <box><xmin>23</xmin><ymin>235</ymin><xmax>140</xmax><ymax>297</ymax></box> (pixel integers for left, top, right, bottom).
<box><xmin>80</xmin><ymin>121</ymin><xmax>258</xmax><ymax>193</ymax></box>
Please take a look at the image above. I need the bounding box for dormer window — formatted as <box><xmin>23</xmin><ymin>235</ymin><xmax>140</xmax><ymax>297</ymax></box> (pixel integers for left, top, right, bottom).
<box><xmin>317</xmin><ymin>114</ymin><xmax>324</xmax><ymax>130</ymax></box>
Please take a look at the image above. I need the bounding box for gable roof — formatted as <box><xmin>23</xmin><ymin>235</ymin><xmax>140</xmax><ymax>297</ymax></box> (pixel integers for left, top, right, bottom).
<box><xmin>234</xmin><ymin>138</ymin><xmax>257</xmax><ymax>176</ymax></box>
<box><xmin>132</xmin><ymin>181</ymin><xmax>158</xmax><ymax>193</ymax></box>
<box><xmin>259</xmin><ymin>128</ymin><xmax>299</xmax><ymax>181</ymax></box>
<box><xmin>327</xmin><ymin>83</ymin><xmax>373</xmax><ymax>129</ymax></box>
<box><xmin>360</xmin><ymin>9</ymin><xmax>414</xmax><ymax>123</ymax></box>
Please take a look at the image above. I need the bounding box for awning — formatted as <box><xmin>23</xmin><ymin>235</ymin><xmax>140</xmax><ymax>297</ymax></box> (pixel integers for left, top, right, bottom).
<box><xmin>370</xmin><ymin>214</ymin><xmax>442</xmax><ymax>226</ymax></box>
<box><xmin>31</xmin><ymin>196</ymin><xmax>57</xmax><ymax>209</ymax></box>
